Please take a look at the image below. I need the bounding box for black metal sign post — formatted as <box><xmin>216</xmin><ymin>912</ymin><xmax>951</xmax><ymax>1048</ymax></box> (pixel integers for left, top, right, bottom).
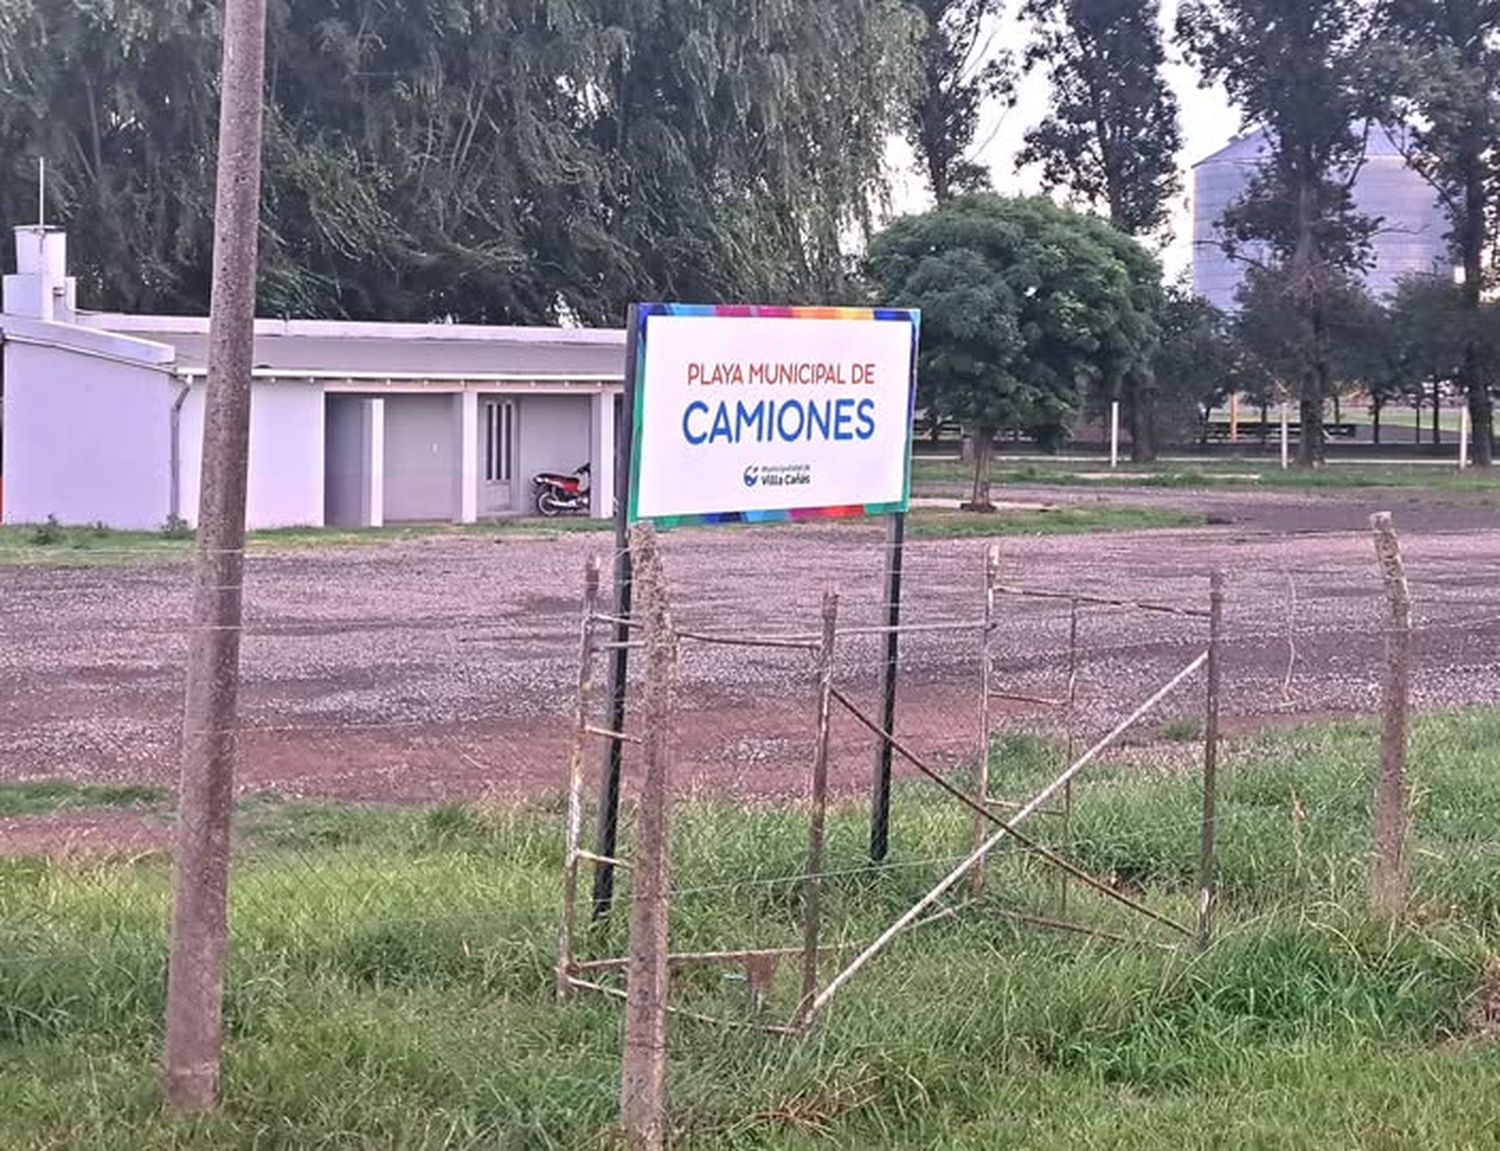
<box><xmin>869</xmin><ymin>508</ymin><xmax>905</xmax><ymax>861</ymax></box>
<box><xmin>591</xmin><ymin>304</ymin><xmax>639</xmax><ymax>920</ymax></box>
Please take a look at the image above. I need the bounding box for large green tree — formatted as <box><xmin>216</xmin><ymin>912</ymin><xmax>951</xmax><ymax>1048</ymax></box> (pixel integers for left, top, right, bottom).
<box><xmin>1019</xmin><ymin>0</ymin><xmax>1182</xmax><ymax>238</ymax></box>
<box><xmin>1154</xmin><ymin>285</ymin><xmax>1238</xmax><ymax>445</ymax></box>
<box><xmin>907</xmin><ymin>0</ymin><xmax>1013</xmax><ymax>202</ymax></box>
<box><xmin>1178</xmin><ymin>0</ymin><xmax>1380</xmax><ymax>466</ymax></box>
<box><xmin>1376</xmin><ymin>0</ymin><xmax>1500</xmax><ymax>464</ymax></box>
<box><xmin>0</xmin><ymin>0</ymin><xmax>917</xmax><ymax>323</ymax></box>
<box><xmin>866</xmin><ymin>194</ymin><xmax>1162</xmax><ymax>507</ymax></box>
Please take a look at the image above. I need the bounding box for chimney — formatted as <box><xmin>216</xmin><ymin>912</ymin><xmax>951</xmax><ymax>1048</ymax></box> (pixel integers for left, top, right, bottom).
<box><xmin>3</xmin><ymin>226</ymin><xmax>77</xmax><ymax>321</ymax></box>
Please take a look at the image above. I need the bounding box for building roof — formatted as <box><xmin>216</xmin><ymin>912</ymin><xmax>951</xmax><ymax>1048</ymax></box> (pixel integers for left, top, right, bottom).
<box><xmin>1194</xmin><ymin>123</ymin><xmax>1416</xmax><ymax>168</ymax></box>
<box><xmin>78</xmin><ymin>313</ymin><xmax>627</xmax><ymax>382</ymax></box>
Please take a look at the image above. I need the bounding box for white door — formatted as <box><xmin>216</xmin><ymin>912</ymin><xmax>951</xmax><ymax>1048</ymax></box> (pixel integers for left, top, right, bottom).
<box><xmin>481</xmin><ymin>399</ymin><xmax>515</xmax><ymax>514</ymax></box>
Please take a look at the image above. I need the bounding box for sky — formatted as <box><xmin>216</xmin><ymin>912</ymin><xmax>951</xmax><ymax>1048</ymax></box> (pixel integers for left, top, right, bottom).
<box><xmin>885</xmin><ymin>0</ymin><xmax>1241</xmax><ymax>280</ymax></box>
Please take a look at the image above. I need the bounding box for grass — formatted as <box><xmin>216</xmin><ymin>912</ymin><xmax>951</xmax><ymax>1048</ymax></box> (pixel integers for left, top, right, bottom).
<box><xmin>907</xmin><ymin>505</ymin><xmax>1203</xmax><ymax>538</ymax></box>
<box><xmin>913</xmin><ymin>456</ymin><xmax>1500</xmax><ymax>493</ymax></box>
<box><xmin>1156</xmin><ymin>718</ymin><xmax>1204</xmax><ymax>744</ymax></box>
<box><xmin>0</xmin><ymin>780</ymin><xmax>166</xmax><ymax>819</ymax></box>
<box><xmin>1340</xmin><ymin>407</ymin><xmax>1498</xmax><ymax>433</ymax></box>
<box><xmin>0</xmin><ymin>517</ymin><xmax>610</xmax><ymax>566</ymax></box>
<box><xmin>6</xmin><ymin>711</ymin><xmax>1500</xmax><ymax>1146</ymax></box>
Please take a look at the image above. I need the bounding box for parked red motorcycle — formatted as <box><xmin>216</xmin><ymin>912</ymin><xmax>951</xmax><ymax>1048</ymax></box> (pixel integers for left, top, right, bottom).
<box><xmin>532</xmin><ymin>463</ymin><xmax>591</xmax><ymax>517</ymax></box>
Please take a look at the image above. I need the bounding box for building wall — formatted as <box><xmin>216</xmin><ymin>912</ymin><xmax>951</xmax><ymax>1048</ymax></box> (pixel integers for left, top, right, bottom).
<box><xmin>1351</xmin><ymin>163</ymin><xmax>1451</xmax><ymax>296</ymax></box>
<box><xmin>178</xmin><ymin>379</ymin><xmax>326</xmax><ymax>530</ymax></box>
<box><xmin>1192</xmin><ymin>131</ymin><xmax>1450</xmax><ymax>312</ymax></box>
<box><xmin>515</xmin><ymin>394</ymin><xmax>592</xmax><ymax>511</ymax></box>
<box><xmin>1</xmin><ymin>340</ymin><xmax>173</xmax><ymax>529</ymax></box>
<box><xmin>383</xmin><ymin>394</ymin><xmax>456</xmax><ymax>521</ymax></box>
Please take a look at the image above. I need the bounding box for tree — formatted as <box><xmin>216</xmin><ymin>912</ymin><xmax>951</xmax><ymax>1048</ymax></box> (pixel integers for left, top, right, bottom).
<box><xmin>866</xmin><ymin>194</ymin><xmax>1162</xmax><ymax>507</ymax></box>
<box><xmin>907</xmin><ymin>0</ymin><xmax>1014</xmax><ymax>202</ymax></box>
<box><xmin>1178</xmin><ymin>0</ymin><xmax>1380</xmax><ymax>466</ymax></box>
<box><xmin>1019</xmin><ymin>0</ymin><xmax>1182</xmax><ymax>237</ymax></box>
<box><xmin>1154</xmin><ymin>286</ymin><xmax>1236</xmax><ymax>442</ymax></box>
<box><xmin>1074</xmin><ymin>214</ymin><xmax>1166</xmax><ymax>459</ymax></box>
<box><xmin>1335</xmin><ymin>290</ymin><xmax>1411</xmax><ymax>446</ymax></box>
<box><xmin>0</xmin><ymin>0</ymin><xmax>221</xmax><ymax>312</ymax></box>
<box><xmin>0</xmin><ymin>0</ymin><xmax>919</xmax><ymax>324</ymax></box>
<box><xmin>1376</xmin><ymin>0</ymin><xmax>1500</xmax><ymax>464</ymax></box>
<box><xmin>1385</xmin><ymin>272</ymin><xmax>1500</xmax><ymax>445</ymax></box>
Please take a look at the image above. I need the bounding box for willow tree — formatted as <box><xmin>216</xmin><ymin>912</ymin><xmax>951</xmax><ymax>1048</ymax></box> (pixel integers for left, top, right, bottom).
<box><xmin>593</xmin><ymin>0</ymin><xmax>920</xmax><ymax>314</ymax></box>
<box><xmin>0</xmin><ymin>0</ymin><xmax>221</xmax><ymax>312</ymax></box>
<box><xmin>0</xmin><ymin>0</ymin><xmax>917</xmax><ymax>323</ymax></box>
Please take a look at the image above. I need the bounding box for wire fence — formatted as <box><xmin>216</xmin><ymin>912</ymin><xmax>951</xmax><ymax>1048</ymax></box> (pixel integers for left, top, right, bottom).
<box><xmin>2</xmin><ymin>516</ymin><xmax>1500</xmax><ymax>1114</ymax></box>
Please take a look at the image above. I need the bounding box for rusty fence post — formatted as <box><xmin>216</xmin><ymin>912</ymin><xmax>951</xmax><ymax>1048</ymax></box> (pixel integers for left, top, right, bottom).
<box><xmin>796</xmin><ymin>590</ymin><xmax>839</xmax><ymax>1028</ymax></box>
<box><xmin>619</xmin><ymin>524</ymin><xmax>677</xmax><ymax>1151</ymax></box>
<box><xmin>1369</xmin><ymin>513</ymin><xmax>1412</xmax><ymax>921</ymax></box>
<box><xmin>162</xmin><ymin>0</ymin><xmax>268</xmax><ymax>1115</ymax></box>
<box><xmin>557</xmin><ymin>556</ymin><xmax>602</xmax><ymax>1001</ymax></box>
<box><xmin>972</xmin><ymin>545</ymin><xmax>999</xmax><ymax>899</ymax></box>
<box><xmin>1197</xmin><ymin>570</ymin><xmax>1225</xmax><ymax>950</ymax></box>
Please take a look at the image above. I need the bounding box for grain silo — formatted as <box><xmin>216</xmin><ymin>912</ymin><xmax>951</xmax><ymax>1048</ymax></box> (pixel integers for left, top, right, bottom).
<box><xmin>1191</xmin><ymin>125</ymin><xmax>1451</xmax><ymax>312</ymax></box>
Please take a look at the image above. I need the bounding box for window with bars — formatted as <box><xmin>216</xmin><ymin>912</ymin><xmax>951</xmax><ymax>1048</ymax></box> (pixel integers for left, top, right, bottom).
<box><xmin>484</xmin><ymin>400</ymin><xmax>513</xmax><ymax>483</ymax></box>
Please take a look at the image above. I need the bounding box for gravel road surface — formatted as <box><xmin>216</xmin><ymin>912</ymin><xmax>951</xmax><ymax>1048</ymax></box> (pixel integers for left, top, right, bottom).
<box><xmin>1</xmin><ymin>485</ymin><xmax>1497</xmax><ymax>838</ymax></box>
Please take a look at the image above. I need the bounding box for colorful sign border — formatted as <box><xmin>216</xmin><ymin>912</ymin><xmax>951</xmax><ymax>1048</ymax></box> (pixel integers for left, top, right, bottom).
<box><xmin>624</xmin><ymin>303</ymin><xmax>921</xmax><ymax>527</ymax></box>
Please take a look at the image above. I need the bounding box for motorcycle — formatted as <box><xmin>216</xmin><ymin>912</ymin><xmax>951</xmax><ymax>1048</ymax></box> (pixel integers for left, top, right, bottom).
<box><xmin>532</xmin><ymin>462</ymin><xmax>591</xmax><ymax>517</ymax></box>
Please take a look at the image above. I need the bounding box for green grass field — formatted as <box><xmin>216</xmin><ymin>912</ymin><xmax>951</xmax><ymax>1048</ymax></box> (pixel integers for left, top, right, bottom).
<box><xmin>913</xmin><ymin>457</ymin><xmax>1500</xmax><ymax>494</ymax></box>
<box><xmin>0</xmin><ymin>780</ymin><xmax>166</xmax><ymax>819</ymax></box>
<box><xmin>0</xmin><ymin>505</ymin><xmax>1203</xmax><ymax>566</ymax></box>
<box><xmin>907</xmin><ymin>505</ymin><xmax>1203</xmax><ymax>538</ymax></box>
<box><xmin>5</xmin><ymin>713</ymin><xmax>1500</xmax><ymax>1147</ymax></box>
<box><xmin>0</xmin><ymin>517</ymin><xmax>612</xmax><ymax>566</ymax></box>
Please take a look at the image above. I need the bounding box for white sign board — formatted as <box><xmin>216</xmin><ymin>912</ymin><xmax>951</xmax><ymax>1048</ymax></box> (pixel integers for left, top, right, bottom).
<box><xmin>627</xmin><ymin>305</ymin><xmax>920</xmax><ymax>525</ymax></box>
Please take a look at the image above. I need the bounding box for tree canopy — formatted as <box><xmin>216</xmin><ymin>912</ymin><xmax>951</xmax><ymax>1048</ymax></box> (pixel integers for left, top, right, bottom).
<box><xmin>1375</xmin><ymin>0</ymin><xmax>1500</xmax><ymax>463</ymax></box>
<box><xmin>906</xmin><ymin>0</ymin><xmax>1013</xmax><ymax>202</ymax></box>
<box><xmin>0</xmin><ymin>0</ymin><xmax>918</xmax><ymax>325</ymax></box>
<box><xmin>1179</xmin><ymin>0</ymin><xmax>1379</xmax><ymax>465</ymax></box>
<box><xmin>865</xmin><ymin>194</ymin><xmax>1161</xmax><ymax>506</ymax></box>
<box><xmin>1020</xmin><ymin>0</ymin><xmax>1182</xmax><ymax>238</ymax></box>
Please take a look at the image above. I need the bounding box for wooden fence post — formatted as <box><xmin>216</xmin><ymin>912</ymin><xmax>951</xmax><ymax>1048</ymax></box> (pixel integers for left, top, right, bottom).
<box><xmin>557</xmin><ymin>556</ymin><xmax>601</xmax><ymax>1002</ymax></box>
<box><xmin>1198</xmin><ymin>569</ymin><xmax>1225</xmax><ymax>950</ymax></box>
<box><xmin>972</xmin><ymin>545</ymin><xmax>999</xmax><ymax>898</ymax></box>
<box><xmin>1369</xmin><ymin>513</ymin><xmax>1412</xmax><ymax>921</ymax></box>
<box><xmin>1060</xmin><ymin>597</ymin><xmax>1079</xmax><ymax>916</ymax></box>
<box><xmin>796</xmin><ymin>590</ymin><xmax>839</xmax><ymax>1028</ymax></box>
<box><xmin>619</xmin><ymin>523</ymin><xmax>677</xmax><ymax>1151</ymax></box>
<box><xmin>162</xmin><ymin>0</ymin><xmax>268</xmax><ymax>1114</ymax></box>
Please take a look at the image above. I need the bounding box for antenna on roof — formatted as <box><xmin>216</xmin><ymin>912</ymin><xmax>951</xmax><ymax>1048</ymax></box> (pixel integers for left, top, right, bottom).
<box><xmin>37</xmin><ymin>156</ymin><xmax>45</xmax><ymax>227</ymax></box>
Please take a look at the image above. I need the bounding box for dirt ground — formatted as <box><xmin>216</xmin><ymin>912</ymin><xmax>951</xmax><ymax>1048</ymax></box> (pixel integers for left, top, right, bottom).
<box><xmin>2</xmin><ymin>482</ymin><xmax>1499</xmax><ymax>852</ymax></box>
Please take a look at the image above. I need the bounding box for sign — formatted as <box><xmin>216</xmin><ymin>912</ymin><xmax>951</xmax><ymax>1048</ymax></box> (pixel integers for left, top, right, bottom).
<box><xmin>626</xmin><ymin>304</ymin><xmax>920</xmax><ymax>525</ymax></box>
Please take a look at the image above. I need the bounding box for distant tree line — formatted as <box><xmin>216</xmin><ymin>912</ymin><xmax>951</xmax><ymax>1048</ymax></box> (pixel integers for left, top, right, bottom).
<box><xmin>882</xmin><ymin>0</ymin><xmax>1500</xmax><ymax>496</ymax></box>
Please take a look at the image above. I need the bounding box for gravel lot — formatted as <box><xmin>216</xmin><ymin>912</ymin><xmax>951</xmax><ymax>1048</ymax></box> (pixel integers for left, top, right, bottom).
<box><xmin>2</xmin><ymin>484</ymin><xmax>1499</xmax><ymax>836</ymax></box>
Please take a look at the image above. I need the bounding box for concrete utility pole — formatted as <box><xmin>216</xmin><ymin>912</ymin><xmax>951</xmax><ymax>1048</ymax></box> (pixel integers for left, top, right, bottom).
<box><xmin>162</xmin><ymin>0</ymin><xmax>268</xmax><ymax>1115</ymax></box>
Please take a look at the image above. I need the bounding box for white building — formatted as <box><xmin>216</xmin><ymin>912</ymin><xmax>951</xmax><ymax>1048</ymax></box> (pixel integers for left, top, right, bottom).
<box><xmin>0</xmin><ymin>226</ymin><xmax>625</xmax><ymax>531</ymax></box>
<box><xmin>1192</xmin><ymin>125</ymin><xmax>1451</xmax><ymax>312</ymax></box>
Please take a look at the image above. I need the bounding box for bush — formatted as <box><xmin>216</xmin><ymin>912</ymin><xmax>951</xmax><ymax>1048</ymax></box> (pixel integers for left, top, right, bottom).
<box><xmin>28</xmin><ymin>514</ymin><xmax>62</xmax><ymax>546</ymax></box>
